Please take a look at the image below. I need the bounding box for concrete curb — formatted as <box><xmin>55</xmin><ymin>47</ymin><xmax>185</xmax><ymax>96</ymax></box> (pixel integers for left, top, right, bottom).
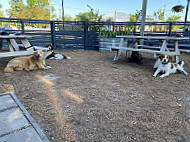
<box><xmin>10</xmin><ymin>92</ymin><xmax>50</xmax><ymax>142</ymax></box>
<box><xmin>0</xmin><ymin>92</ymin><xmax>49</xmax><ymax>142</ymax></box>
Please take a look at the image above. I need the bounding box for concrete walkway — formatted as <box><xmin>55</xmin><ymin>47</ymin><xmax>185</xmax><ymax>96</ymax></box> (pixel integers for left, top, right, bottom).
<box><xmin>0</xmin><ymin>92</ymin><xmax>49</xmax><ymax>142</ymax></box>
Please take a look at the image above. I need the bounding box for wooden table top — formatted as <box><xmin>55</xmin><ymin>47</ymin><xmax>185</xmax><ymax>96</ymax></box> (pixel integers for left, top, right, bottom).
<box><xmin>116</xmin><ymin>35</ymin><xmax>190</xmax><ymax>40</ymax></box>
<box><xmin>0</xmin><ymin>34</ymin><xmax>32</xmax><ymax>39</ymax></box>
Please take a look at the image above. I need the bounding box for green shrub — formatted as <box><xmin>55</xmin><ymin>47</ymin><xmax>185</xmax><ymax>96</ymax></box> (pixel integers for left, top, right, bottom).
<box><xmin>99</xmin><ymin>30</ymin><xmax>130</xmax><ymax>38</ymax></box>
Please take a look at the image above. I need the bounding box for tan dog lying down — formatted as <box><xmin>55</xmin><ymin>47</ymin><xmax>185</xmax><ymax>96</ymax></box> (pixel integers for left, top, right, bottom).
<box><xmin>4</xmin><ymin>50</ymin><xmax>51</xmax><ymax>73</ymax></box>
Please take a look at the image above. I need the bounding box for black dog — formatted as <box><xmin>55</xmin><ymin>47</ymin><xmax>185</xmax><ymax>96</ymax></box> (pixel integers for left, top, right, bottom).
<box><xmin>128</xmin><ymin>51</ymin><xmax>143</xmax><ymax>64</ymax></box>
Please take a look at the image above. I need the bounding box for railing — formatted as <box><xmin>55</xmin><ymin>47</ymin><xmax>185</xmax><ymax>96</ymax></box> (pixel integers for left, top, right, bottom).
<box><xmin>0</xmin><ymin>17</ymin><xmax>189</xmax><ymax>50</ymax></box>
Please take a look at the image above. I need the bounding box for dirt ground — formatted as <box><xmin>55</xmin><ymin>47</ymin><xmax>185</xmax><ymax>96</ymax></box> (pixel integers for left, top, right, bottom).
<box><xmin>0</xmin><ymin>50</ymin><xmax>190</xmax><ymax>142</ymax></box>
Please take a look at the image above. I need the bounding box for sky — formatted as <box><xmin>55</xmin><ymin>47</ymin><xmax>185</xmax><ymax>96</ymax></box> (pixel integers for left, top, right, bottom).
<box><xmin>0</xmin><ymin>0</ymin><xmax>189</xmax><ymax>21</ymax></box>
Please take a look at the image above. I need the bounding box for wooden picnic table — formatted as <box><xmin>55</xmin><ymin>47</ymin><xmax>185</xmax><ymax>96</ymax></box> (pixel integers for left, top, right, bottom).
<box><xmin>0</xmin><ymin>34</ymin><xmax>49</xmax><ymax>58</ymax></box>
<box><xmin>110</xmin><ymin>35</ymin><xmax>189</xmax><ymax>65</ymax></box>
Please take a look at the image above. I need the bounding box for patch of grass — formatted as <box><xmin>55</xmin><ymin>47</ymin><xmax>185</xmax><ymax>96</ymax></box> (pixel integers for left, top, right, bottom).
<box><xmin>50</xmin><ymin>111</ymin><xmax>56</xmax><ymax>115</ymax></box>
<box><xmin>11</xmin><ymin>78</ymin><xmax>17</xmax><ymax>83</ymax></box>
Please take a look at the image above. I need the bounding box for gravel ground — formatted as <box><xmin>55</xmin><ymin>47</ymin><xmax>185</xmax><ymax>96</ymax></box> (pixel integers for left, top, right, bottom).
<box><xmin>0</xmin><ymin>50</ymin><xmax>190</xmax><ymax>142</ymax></box>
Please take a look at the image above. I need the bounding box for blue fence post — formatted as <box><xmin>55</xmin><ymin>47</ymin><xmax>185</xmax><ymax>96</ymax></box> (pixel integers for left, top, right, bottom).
<box><xmin>168</xmin><ymin>22</ymin><xmax>173</xmax><ymax>36</ymax></box>
<box><xmin>50</xmin><ymin>21</ymin><xmax>56</xmax><ymax>48</ymax></box>
<box><xmin>84</xmin><ymin>21</ymin><xmax>88</xmax><ymax>50</ymax></box>
<box><xmin>113</xmin><ymin>22</ymin><xmax>115</xmax><ymax>31</ymax></box>
<box><xmin>21</xmin><ymin>19</ymin><xmax>25</xmax><ymax>34</ymax></box>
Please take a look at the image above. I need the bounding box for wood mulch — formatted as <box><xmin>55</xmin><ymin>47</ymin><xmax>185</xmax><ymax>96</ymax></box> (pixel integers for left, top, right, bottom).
<box><xmin>0</xmin><ymin>50</ymin><xmax>190</xmax><ymax>141</ymax></box>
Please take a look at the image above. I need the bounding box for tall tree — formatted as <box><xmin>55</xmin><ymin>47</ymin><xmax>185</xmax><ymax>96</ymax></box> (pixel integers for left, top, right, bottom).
<box><xmin>166</xmin><ymin>15</ymin><xmax>182</xmax><ymax>31</ymax></box>
<box><xmin>167</xmin><ymin>15</ymin><xmax>181</xmax><ymax>22</ymax></box>
<box><xmin>128</xmin><ymin>10</ymin><xmax>142</xmax><ymax>33</ymax></box>
<box><xmin>153</xmin><ymin>5</ymin><xmax>166</xmax><ymax>21</ymax></box>
<box><xmin>129</xmin><ymin>10</ymin><xmax>142</xmax><ymax>22</ymax></box>
<box><xmin>27</xmin><ymin>0</ymin><xmax>49</xmax><ymax>9</ymax></box>
<box><xmin>7</xmin><ymin>0</ymin><xmax>25</xmax><ymax>18</ymax></box>
<box><xmin>75</xmin><ymin>5</ymin><xmax>102</xmax><ymax>22</ymax></box>
<box><xmin>0</xmin><ymin>3</ymin><xmax>4</xmax><ymax>17</ymax></box>
<box><xmin>135</xmin><ymin>10</ymin><xmax>142</xmax><ymax>21</ymax></box>
<box><xmin>19</xmin><ymin>5</ymin><xmax>50</xmax><ymax>20</ymax></box>
<box><xmin>129</xmin><ymin>14</ymin><xmax>136</xmax><ymax>22</ymax></box>
<box><xmin>25</xmin><ymin>0</ymin><xmax>56</xmax><ymax>20</ymax></box>
<box><xmin>7</xmin><ymin>0</ymin><xmax>56</xmax><ymax>20</ymax></box>
<box><xmin>64</xmin><ymin>15</ymin><xmax>73</xmax><ymax>21</ymax></box>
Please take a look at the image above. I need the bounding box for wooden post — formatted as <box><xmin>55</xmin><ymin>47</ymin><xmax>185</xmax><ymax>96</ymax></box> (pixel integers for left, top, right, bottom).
<box><xmin>140</xmin><ymin>0</ymin><xmax>148</xmax><ymax>45</ymax></box>
<box><xmin>174</xmin><ymin>40</ymin><xmax>179</xmax><ymax>63</ymax></box>
<box><xmin>62</xmin><ymin>0</ymin><xmax>65</xmax><ymax>30</ymax></box>
<box><xmin>183</xmin><ymin>0</ymin><xmax>190</xmax><ymax>33</ymax></box>
<box><xmin>0</xmin><ymin>39</ymin><xmax>2</xmax><ymax>51</ymax></box>
<box><xmin>84</xmin><ymin>21</ymin><xmax>88</xmax><ymax>50</ymax></box>
<box><xmin>113</xmin><ymin>22</ymin><xmax>115</xmax><ymax>31</ymax></box>
<box><xmin>50</xmin><ymin>21</ymin><xmax>56</xmax><ymax>48</ymax></box>
<box><xmin>49</xmin><ymin>0</ymin><xmax>52</xmax><ymax>20</ymax></box>
<box><xmin>168</xmin><ymin>22</ymin><xmax>172</xmax><ymax>36</ymax></box>
<box><xmin>21</xmin><ymin>19</ymin><xmax>25</xmax><ymax>34</ymax></box>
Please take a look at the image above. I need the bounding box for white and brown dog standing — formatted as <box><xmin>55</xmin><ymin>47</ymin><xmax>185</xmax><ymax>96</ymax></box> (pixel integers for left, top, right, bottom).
<box><xmin>153</xmin><ymin>54</ymin><xmax>188</xmax><ymax>78</ymax></box>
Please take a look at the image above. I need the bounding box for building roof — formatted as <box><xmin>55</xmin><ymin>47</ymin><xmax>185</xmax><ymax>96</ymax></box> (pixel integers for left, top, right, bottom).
<box><xmin>102</xmin><ymin>11</ymin><xmax>162</xmax><ymax>22</ymax></box>
<box><xmin>102</xmin><ymin>12</ymin><xmax>130</xmax><ymax>22</ymax></box>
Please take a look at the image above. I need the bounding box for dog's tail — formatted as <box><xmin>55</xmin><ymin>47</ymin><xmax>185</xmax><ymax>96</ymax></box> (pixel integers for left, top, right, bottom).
<box><xmin>4</xmin><ymin>67</ymin><xmax>14</xmax><ymax>73</ymax></box>
<box><xmin>62</xmin><ymin>54</ymin><xmax>71</xmax><ymax>59</ymax></box>
<box><xmin>178</xmin><ymin>61</ymin><xmax>184</xmax><ymax>67</ymax></box>
<box><xmin>65</xmin><ymin>56</ymin><xmax>72</xmax><ymax>59</ymax></box>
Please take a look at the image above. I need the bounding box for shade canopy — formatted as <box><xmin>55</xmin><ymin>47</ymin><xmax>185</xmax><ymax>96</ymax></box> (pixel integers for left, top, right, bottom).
<box><xmin>172</xmin><ymin>5</ymin><xmax>184</xmax><ymax>12</ymax></box>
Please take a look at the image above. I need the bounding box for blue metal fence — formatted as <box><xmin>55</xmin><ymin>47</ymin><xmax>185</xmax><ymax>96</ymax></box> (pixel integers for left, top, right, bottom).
<box><xmin>0</xmin><ymin>17</ymin><xmax>189</xmax><ymax>50</ymax></box>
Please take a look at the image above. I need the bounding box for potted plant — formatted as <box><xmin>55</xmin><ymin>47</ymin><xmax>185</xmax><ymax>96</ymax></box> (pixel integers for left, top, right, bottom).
<box><xmin>99</xmin><ymin>27</ymin><xmax>132</xmax><ymax>50</ymax></box>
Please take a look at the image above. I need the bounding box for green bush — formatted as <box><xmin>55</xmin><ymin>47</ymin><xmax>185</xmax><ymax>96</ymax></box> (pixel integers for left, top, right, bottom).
<box><xmin>99</xmin><ymin>30</ymin><xmax>130</xmax><ymax>38</ymax></box>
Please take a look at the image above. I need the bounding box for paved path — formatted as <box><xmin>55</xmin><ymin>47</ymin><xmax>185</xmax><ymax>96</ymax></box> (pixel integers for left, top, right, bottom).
<box><xmin>0</xmin><ymin>92</ymin><xmax>49</xmax><ymax>142</ymax></box>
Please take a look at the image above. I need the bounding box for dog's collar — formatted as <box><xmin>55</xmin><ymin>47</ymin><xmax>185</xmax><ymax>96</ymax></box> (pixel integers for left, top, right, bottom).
<box><xmin>162</xmin><ymin>62</ymin><xmax>169</xmax><ymax>65</ymax></box>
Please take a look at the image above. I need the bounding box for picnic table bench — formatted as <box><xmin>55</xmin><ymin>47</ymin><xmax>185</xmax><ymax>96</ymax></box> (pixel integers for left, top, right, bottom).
<box><xmin>0</xmin><ymin>34</ymin><xmax>49</xmax><ymax>58</ymax></box>
<box><xmin>109</xmin><ymin>35</ymin><xmax>189</xmax><ymax>64</ymax></box>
